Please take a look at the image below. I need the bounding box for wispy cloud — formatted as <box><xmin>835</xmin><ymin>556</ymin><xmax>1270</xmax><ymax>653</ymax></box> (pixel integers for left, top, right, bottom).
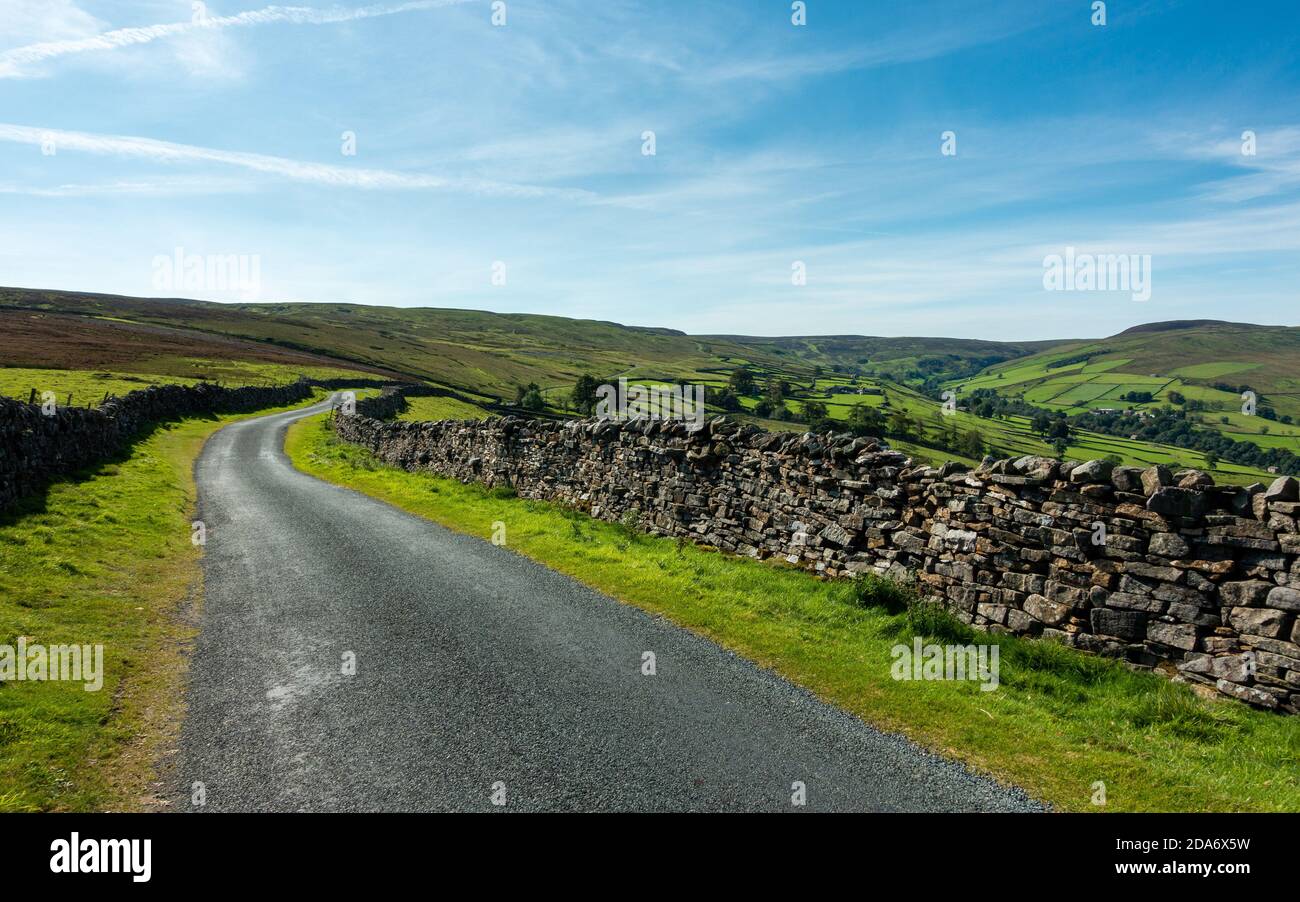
<box><xmin>0</xmin><ymin>176</ymin><xmax>255</xmax><ymax>197</ymax></box>
<box><xmin>694</xmin><ymin>13</ymin><xmax>1044</xmax><ymax>83</ymax></box>
<box><xmin>0</xmin><ymin>123</ymin><xmax>594</xmax><ymax>200</ymax></box>
<box><xmin>0</xmin><ymin>0</ymin><xmax>476</xmax><ymax>78</ymax></box>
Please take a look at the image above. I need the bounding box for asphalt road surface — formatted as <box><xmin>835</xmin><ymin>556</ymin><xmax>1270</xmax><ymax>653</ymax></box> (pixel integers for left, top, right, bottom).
<box><xmin>176</xmin><ymin>397</ymin><xmax>1042</xmax><ymax>812</ymax></box>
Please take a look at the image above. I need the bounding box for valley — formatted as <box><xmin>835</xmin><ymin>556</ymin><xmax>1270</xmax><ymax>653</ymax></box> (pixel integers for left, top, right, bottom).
<box><xmin>2</xmin><ymin>288</ymin><xmax>1296</xmax><ymax>485</ymax></box>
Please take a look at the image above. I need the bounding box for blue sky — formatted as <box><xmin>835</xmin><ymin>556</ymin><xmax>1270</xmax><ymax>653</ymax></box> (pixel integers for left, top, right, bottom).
<box><xmin>1</xmin><ymin>0</ymin><xmax>1298</xmax><ymax>340</ymax></box>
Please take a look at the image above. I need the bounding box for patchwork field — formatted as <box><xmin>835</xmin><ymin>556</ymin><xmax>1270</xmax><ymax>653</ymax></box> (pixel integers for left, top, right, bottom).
<box><xmin>955</xmin><ymin>322</ymin><xmax>1300</xmax><ymax>421</ymax></box>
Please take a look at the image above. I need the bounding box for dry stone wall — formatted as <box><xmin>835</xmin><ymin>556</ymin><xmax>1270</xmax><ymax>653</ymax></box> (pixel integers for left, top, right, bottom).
<box><xmin>335</xmin><ymin>408</ymin><xmax>1300</xmax><ymax>713</ymax></box>
<box><xmin>0</xmin><ymin>379</ymin><xmax>316</xmax><ymax>511</ymax></box>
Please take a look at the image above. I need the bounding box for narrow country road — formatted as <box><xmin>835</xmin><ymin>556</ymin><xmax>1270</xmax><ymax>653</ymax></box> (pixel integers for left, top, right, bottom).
<box><xmin>176</xmin><ymin>397</ymin><xmax>1042</xmax><ymax>812</ymax></box>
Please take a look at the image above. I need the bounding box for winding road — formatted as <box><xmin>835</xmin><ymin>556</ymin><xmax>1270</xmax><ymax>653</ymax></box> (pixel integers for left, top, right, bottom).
<box><xmin>176</xmin><ymin>397</ymin><xmax>1042</xmax><ymax>812</ymax></box>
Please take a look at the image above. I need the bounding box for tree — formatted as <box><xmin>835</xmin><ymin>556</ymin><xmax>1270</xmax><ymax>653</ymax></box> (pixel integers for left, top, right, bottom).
<box><xmin>933</xmin><ymin>415</ymin><xmax>959</xmax><ymax>450</ymax></box>
<box><xmin>962</xmin><ymin>429</ymin><xmax>985</xmax><ymax>459</ymax></box>
<box><xmin>802</xmin><ymin>399</ymin><xmax>831</xmax><ymax>429</ymax></box>
<box><xmin>1204</xmin><ymin>450</ymin><xmax>1220</xmax><ymax>470</ymax></box>
<box><xmin>1031</xmin><ymin>412</ymin><xmax>1052</xmax><ymax>435</ymax></box>
<box><xmin>706</xmin><ymin>386</ymin><xmax>742</xmax><ymax>412</ymax></box>
<box><xmin>847</xmin><ymin>403</ymin><xmax>885</xmax><ymax>437</ymax></box>
<box><xmin>728</xmin><ymin>367</ymin><xmax>757</xmax><ymax>395</ymax></box>
<box><xmin>888</xmin><ymin>408</ymin><xmax>916</xmax><ymax>440</ymax></box>
<box><xmin>764</xmin><ymin>377</ymin><xmax>790</xmax><ymax>403</ymax></box>
<box><xmin>515</xmin><ymin>382</ymin><xmax>545</xmax><ymax>411</ymax></box>
<box><xmin>570</xmin><ymin>373</ymin><xmax>602</xmax><ymax>415</ymax></box>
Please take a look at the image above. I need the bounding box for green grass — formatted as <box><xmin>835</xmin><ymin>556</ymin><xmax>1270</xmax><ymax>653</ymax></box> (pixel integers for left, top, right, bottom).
<box><xmin>285</xmin><ymin>414</ymin><xmax>1300</xmax><ymax>813</ymax></box>
<box><xmin>0</xmin><ymin>391</ymin><xmax>332</xmax><ymax>811</ymax></box>
<box><xmin>397</xmin><ymin>394</ymin><xmax>491</xmax><ymax>422</ymax></box>
<box><xmin>0</xmin><ymin>367</ymin><xmax>202</xmax><ymax>406</ymax></box>
<box><xmin>0</xmin><ymin>360</ymin><xmax>372</xmax><ymax>406</ymax></box>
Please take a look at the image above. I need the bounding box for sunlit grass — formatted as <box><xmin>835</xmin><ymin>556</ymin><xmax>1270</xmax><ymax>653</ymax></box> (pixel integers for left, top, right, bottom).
<box><xmin>397</xmin><ymin>394</ymin><xmax>491</xmax><ymax>422</ymax></box>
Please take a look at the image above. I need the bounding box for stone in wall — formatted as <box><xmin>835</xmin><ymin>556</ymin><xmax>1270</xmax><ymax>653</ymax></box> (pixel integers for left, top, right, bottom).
<box><xmin>334</xmin><ymin>398</ymin><xmax>1300</xmax><ymax>715</ymax></box>
<box><xmin>0</xmin><ymin>378</ymin><xmax>316</xmax><ymax>511</ymax></box>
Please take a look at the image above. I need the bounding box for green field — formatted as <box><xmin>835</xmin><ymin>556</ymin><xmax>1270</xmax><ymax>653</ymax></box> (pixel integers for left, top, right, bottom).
<box><xmin>953</xmin><ymin>323</ymin><xmax>1300</xmax><ymax>427</ymax></box>
<box><xmin>733</xmin><ymin>370</ymin><xmax>1278</xmax><ymax>485</ymax></box>
<box><xmin>0</xmin><ymin>361</ymin><xmax>374</xmax><ymax>406</ymax></box>
<box><xmin>285</xmin><ymin>413</ymin><xmax>1300</xmax><ymax>813</ymax></box>
<box><xmin>397</xmin><ymin>394</ymin><xmax>492</xmax><ymax>422</ymax></box>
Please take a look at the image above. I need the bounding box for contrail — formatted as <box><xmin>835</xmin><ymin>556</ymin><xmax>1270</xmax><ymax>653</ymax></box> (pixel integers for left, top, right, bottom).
<box><xmin>0</xmin><ymin>124</ymin><xmax>596</xmax><ymax>202</ymax></box>
<box><xmin>0</xmin><ymin>0</ymin><xmax>478</xmax><ymax>78</ymax></box>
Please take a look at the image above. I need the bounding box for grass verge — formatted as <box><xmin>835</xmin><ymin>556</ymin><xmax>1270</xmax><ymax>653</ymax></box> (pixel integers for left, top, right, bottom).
<box><xmin>0</xmin><ymin>392</ymin><xmax>331</xmax><ymax>811</ymax></box>
<box><xmin>286</xmin><ymin>413</ymin><xmax>1300</xmax><ymax>812</ymax></box>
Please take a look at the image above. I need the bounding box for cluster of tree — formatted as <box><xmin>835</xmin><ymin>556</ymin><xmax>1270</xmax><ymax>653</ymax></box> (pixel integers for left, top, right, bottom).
<box><xmin>570</xmin><ymin>373</ymin><xmax>603</xmax><ymax>415</ymax></box>
<box><xmin>926</xmin><ymin>417</ymin><xmax>988</xmax><ymax>459</ymax></box>
<box><xmin>1072</xmin><ymin>406</ymin><xmax>1300</xmax><ymax>476</ymax></box>
<box><xmin>909</xmin><ymin>362</ymin><xmax>978</xmax><ymax>394</ymax></box>
<box><xmin>833</xmin><ymin>403</ymin><xmax>988</xmax><ymax>460</ymax></box>
<box><xmin>964</xmin><ymin>387</ymin><xmax>1044</xmax><ymax>420</ymax></box>
<box><xmin>514</xmin><ymin>382</ymin><xmax>546</xmax><ymax>411</ymax></box>
<box><xmin>727</xmin><ymin>367</ymin><xmax>757</xmax><ymax>395</ymax></box>
<box><xmin>1120</xmin><ymin>390</ymin><xmax>1155</xmax><ymax>403</ymax></box>
<box><xmin>913</xmin><ymin>353</ymin><xmax>1014</xmax><ymax>386</ymax></box>
<box><xmin>721</xmin><ymin>366</ymin><xmax>1000</xmax><ymax>461</ymax></box>
<box><xmin>705</xmin><ymin>385</ymin><xmax>743</xmax><ymax>412</ymax></box>
<box><xmin>1029</xmin><ymin>410</ymin><xmax>1072</xmax><ymax>442</ymax></box>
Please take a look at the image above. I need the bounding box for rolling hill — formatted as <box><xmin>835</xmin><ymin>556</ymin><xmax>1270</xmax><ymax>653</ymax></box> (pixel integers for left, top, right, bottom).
<box><xmin>953</xmin><ymin>320</ymin><xmax>1300</xmax><ymax>445</ymax></box>
<box><xmin>1</xmin><ymin>287</ymin><xmax>1053</xmax><ymax>400</ymax></box>
<box><xmin>2</xmin><ymin>288</ymin><xmax>1296</xmax><ymax>483</ymax></box>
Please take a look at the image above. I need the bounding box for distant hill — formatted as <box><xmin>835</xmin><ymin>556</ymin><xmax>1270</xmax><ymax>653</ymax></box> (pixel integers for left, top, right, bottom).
<box><xmin>1117</xmin><ymin>319</ymin><xmax>1239</xmax><ymax>335</ymax></box>
<box><xmin>0</xmin><ymin>287</ymin><xmax>1056</xmax><ymax>398</ymax></box>
<box><xmin>710</xmin><ymin>333</ymin><xmax>1068</xmax><ymax>386</ymax></box>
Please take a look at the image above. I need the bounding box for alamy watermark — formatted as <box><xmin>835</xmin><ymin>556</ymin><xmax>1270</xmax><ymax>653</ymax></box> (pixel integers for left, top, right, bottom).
<box><xmin>1043</xmin><ymin>247</ymin><xmax>1151</xmax><ymax>302</ymax></box>
<box><xmin>595</xmin><ymin>377</ymin><xmax>705</xmax><ymax>432</ymax></box>
<box><xmin>891</xmin><ymin>637</ymin><xmax>999</xmax><ymax>692</ymax></box>
<box><xmin>1</xmin><ymin>639</ymin><xmax>104</xmax><ymax>691</ymax></box>
<box><xmin>152</xmin><ymin>246</ymin><xmax>261</xmax><ymax>300</ymax></box>
<box><xmin>50</xmin><ymin>833</ymin><xmax>150</xmax><ymax>883</ymax></box>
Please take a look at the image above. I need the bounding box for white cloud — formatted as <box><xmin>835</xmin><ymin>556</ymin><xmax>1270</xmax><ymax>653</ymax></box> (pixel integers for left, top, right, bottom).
<box><xmin>0</xmin><ymin>122</ymin><xmax>596</xmax><ymax>200</ymax></box>
<box><xmin>0</xmin><ymin>0</ymin><xmax>104</xmax><ymax>46</ymax></box>
<box><xmin>0</xmin><ymin>0</ymin><xmax>475</xmax><ymax>78</ymax></box>
<box><xmin>0</xmin><ymin>176</ymin><xmax>256</xmax><ymax>197</ymax></box>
